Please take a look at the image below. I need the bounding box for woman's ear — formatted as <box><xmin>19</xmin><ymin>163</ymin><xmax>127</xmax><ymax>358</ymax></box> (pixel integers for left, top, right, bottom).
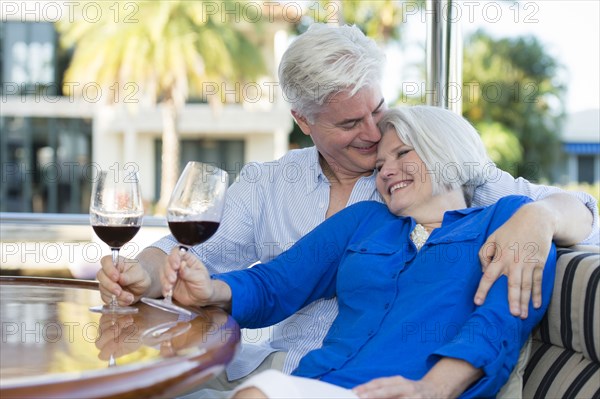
<box><xmin>291</xmin><ymin>110</ymin><xmax>312</xmax><ymax>136</ymax></box>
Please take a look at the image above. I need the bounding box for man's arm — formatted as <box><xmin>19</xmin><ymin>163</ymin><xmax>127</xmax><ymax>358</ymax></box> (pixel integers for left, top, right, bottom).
<box><xmin>150</xmin><ymin>165</ymin><xmax>263</xmax><ymax>275</ymax></box>
<box><xmin>473</xmin><ymin>168</ymin><xmax>598</xmax><ymax>317</ymax></box>
<box><xmin>475</xmin><ymin>193</ymin><xmax>592</xmax><ymax>318</ymax></box>
<box><xmin>98</xmin><ymin>162</ymin><xmax>264</xmax><ymax>305</ymax></box>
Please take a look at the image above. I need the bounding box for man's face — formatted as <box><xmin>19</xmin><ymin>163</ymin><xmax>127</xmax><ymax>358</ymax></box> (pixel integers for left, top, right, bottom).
<box><xmin>294</xmin><ymin>86</ymin><xmax>386</xmax><ymax>179</ymax></box>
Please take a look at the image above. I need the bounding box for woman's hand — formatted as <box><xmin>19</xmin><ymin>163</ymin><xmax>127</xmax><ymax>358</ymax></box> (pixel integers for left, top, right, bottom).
<box><xmin>162</xmin><ymin>248</ymin><xmax>216</xmax><ymax>307</ymax></box>
<box><xmin>354</xmin><ymin>358</ymin><xmax>481</xmax><ymax>399</ymax></box>
<box><xmin>353</xmin><ymin>376</ymin><xmax>441</xmax><ymax>399</ymax></box>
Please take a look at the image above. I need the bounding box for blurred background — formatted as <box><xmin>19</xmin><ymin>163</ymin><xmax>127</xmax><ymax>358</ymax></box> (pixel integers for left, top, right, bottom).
<box><xmin>1</xmin><ymin>0</ymin><xmax>598</xmax><ymax>277</ymax></box>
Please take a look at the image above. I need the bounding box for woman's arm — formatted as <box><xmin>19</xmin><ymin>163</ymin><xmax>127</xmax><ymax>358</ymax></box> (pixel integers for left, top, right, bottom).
<box><xmin>353</xmin><ymin>358</ymin><xmax>482</xmax><ymax>399</ymax></box>
<box><xmin>172</xmin><ymin>201</ymin><xmax>382</xmax><ymax>328</ymax></box>
<box><xmin>358</xmin><ymin>196</ymin><xmax>557</xmax><ymax>399</ymax></box>
<box><xmin>216</xmin><ymin>202</ymin><xmax>380</xmax><ymax>328</ymax></box>
<box><xmin>435</xmin><ymin>240</ymin><xmax>557</xmax><ymax>395</ymax></box>
<box><xmin>151</xmin><ymin>163</ymin><xmax>265</xmax><ymax>274</ymax></box>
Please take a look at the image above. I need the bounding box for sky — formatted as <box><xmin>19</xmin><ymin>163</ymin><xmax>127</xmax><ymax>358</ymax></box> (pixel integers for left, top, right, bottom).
<box><xmin>384</xmin><ymin>0</ymin><xmax>600</xmax><ymax>115</ymax></box>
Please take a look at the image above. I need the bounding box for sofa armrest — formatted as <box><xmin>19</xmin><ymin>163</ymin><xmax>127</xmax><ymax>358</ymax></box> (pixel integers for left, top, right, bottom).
<box><xmin>522</xmin><ymin>246</ymin><xmax>599</xmax><ymax>398</ymax></box>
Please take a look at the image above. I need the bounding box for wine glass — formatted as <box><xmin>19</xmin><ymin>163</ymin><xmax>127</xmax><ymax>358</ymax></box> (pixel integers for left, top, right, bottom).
<box><xmin>89</xmin><ymin>168</ymin><xmax>143</xmax><ymax>314</ymax></box>
<box><xmin>142</xmin><ymin>161</ymin><xmax>228</xmax><ymax>315</ymax></box>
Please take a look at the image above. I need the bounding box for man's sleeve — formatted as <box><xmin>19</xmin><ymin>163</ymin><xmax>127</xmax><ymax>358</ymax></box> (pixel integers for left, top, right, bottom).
<box><xmin>150</xmin><ymin>162</ymin><xmax>262</xmax><ymax>273</ymax></box>
<box><xmin>473</xmin><ymin>167</ymin><xmax>599</xmax><ymax>245</ymax></box>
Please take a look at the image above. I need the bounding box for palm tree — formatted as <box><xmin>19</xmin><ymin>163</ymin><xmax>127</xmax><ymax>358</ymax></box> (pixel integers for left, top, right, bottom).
<box><xmin>56</xmin><ymin>1</ymin><xmax>265</xmax><ymax>211</ymax></box>
<box><xmin>301</xmin><ymin>0</ymin><xmax>417</xmax><ymax>41</ymax></box>
<box><xmin>462</xmin><ymin>30</ymin><xmax>565</xmax><ymax>180</ymax></box>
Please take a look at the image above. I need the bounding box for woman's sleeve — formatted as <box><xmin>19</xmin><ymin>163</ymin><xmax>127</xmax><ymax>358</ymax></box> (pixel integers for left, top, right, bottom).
<box><xmin>214</xmin><ymin>202</ymin><xmax>378</xmax><ymax>329</ymax></box>
<box><xmin>431</xmin><ymin>197</ymin><xmax>558</xmax><ymax>397</ymax></box>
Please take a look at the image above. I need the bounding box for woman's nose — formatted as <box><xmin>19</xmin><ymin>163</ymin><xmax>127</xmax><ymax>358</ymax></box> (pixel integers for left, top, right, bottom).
<box><xmin>379</xmin><ymin>164</ymin><xmax>395</xmax><ymax>179</ymax></box>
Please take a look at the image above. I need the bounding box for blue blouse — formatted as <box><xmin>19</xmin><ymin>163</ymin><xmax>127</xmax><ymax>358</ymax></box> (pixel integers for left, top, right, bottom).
<box><xmin>216</xmin><ymin>195</ymin><xmax>556</xmax><ymax>397</ymax></box>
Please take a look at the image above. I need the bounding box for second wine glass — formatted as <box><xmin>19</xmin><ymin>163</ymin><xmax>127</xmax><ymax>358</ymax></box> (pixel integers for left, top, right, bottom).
<box><xmin>142</xmin><ymin>161</ymin><xmax>228</xmax><ymax>315</ymax></box>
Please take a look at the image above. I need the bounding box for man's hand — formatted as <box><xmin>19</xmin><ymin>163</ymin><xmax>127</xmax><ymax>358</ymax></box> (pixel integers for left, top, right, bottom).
<box><xmin>95</xmin><ymin>313</ymin><xmax>141</xmax><ymax>361</ymax></box>
<box><xmin>475</xmin><ymin>202</ymin><xmax>553</xmax><ymax>318</ymax></box>
<box><xmin>96</xmin><ymin>255</ymin><xmax>152</xmax><ymax>306</ymax></box>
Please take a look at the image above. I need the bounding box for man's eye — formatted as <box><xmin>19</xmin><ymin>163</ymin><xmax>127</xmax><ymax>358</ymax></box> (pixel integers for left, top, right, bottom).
<box><xmin>375</xmin><ymin>164</ymin><xmax>382</xmax><ymax>172</ymax></box>
<box><xmin>341</xmin><ymin>121</ymin><xmax>359</xmax><ymax>130</ymax></box>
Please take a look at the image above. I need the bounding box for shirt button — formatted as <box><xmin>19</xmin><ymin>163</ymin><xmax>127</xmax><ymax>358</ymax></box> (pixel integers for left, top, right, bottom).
<box><xmin>384</xmin><ymin>303</ymin><xmax>390</xmax><ymax>309</ymax></box>
<box><xmin>368</xmin><ymin>330</ymin><xmax>374</xmax><ymax>336</ymax></box>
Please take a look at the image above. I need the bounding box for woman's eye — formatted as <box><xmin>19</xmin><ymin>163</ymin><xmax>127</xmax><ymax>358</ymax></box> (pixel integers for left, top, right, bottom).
<box><xmin>398</xmin><ymin>149</ymin><xmax>412</xmax><ymax>158</ymax></box>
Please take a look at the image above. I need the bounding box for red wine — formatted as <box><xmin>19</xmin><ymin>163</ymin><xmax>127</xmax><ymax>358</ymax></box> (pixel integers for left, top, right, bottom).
<box><xmin>168</xmin><ymin>221</ymin><xmax>220</xmax><ymax>246</ymax></box>
<box><xmin>93</xmin><ymin>225</ymin><xmax>140</xmax><ymax>248</ymax></box>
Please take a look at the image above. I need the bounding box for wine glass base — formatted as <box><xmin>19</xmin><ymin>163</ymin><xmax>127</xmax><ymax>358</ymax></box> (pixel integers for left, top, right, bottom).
<box><xmin>89</xmin><ymin>304</ymin><xmax>139</xmax><ymax>314</ymax></box>
<box><xmin>141</xmin><ymin>297</ymin><xmax>192</xmax><ymax>316</ymax></box>
<box><xmin>141</xmin><ymin>321</ymin><xmax>192</xmax><ymax>347</ymax></box>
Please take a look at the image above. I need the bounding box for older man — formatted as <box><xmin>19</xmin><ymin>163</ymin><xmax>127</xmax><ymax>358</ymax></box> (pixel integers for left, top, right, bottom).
<box><xmin>97</xmin><ymin>23</ymin><xmax>598</xmax><ymax>390</ymax></box>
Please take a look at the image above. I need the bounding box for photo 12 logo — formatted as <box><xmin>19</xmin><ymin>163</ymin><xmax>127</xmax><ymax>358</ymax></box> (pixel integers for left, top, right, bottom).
<box><xmin>401</xmin><ymin>1</ymin><xmax>540</xmax><ymax>24</ymax></box>
<box><xmin>1</xmin><ymin>2</ymin><xmax>139</xmax><ymax>23</ymax></box>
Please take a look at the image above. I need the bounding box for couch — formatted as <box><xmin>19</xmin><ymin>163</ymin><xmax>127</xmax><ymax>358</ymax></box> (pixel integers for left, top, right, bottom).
<box><xmin>521</xmin><ymin>245</ymin><xmax>600</xmax><ymax>398</ymax></box>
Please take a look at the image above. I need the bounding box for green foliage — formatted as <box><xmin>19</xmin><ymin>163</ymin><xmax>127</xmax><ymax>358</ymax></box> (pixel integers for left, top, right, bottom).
<box><xmin>463</xmin><ymin>30</ymin><xmax>565</xmax><ymax>181</ymax></box>
<box><xmin>476</xmin><ymin>121</ymin><xmax>522</xmax><ymax>175</ymax></box>
<box><xmin>55</xmin><ymin>1</ymin><xmax>267</xmax><ymax>208</ymax></box>
<box><xmin>298</xmin><ymin>0</ymin><xmax>422</xmax><ymax>42</ymax></box>
<box><xmin>56</xmin><ymin>0</ymin><xmax>266</xmax><ymax>105</ymax></box>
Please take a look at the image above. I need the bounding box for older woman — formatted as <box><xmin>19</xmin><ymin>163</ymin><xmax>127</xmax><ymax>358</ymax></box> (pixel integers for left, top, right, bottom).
<box><xmin>164</xmin><ymin>106</ymin><xmax>556</xmax><ymax>398</ymax></box>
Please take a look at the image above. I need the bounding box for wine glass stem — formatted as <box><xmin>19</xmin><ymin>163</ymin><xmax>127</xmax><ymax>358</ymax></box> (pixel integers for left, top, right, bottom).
<box><xmin>110</xmin><ymin>248</ymin><xmax>120</xmax><ymax>309</ymax></box>
<box><xmin>165</xmin><ymin>289</ymin><xmax>173</xmax><ymax>304</ymax></box>
<box><xmin>165</xmin><ymin>246</ymin><xmax>188</xmax><ymax>303</ymax></box>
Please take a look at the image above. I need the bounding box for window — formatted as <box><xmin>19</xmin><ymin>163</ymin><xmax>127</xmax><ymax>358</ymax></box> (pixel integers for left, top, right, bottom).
<box><xmin>0</xmin><ymin>116</ymin><xmax>92</xmax><ymax>213</ymax></box>
<box><xmin>577</xmin><ymin>155</ymin><xmax>595</xmax><ymax>184</ymax></box>
<box><xmin>1</xmin><ymin>21</ymin><xmax>58</xmax><ymax>96</ymax></box>
<box><xmin>154</xmin><ymin>139</ymin><xmax>244</xmax><ymax>200</ymax></box>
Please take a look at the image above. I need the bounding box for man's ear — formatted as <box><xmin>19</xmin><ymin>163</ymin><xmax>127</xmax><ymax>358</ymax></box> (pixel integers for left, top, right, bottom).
<box><xmin>291</xmin><ymin>110</ymin><xmax>312</xmax><ymax>136</ymax></box>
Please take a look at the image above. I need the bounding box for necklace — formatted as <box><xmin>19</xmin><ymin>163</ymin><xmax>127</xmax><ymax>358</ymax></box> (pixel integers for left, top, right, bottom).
<box><xmin>410</xmin><ymin>223</ymin><xmax>429</xmax><ymax>250</ymax></box>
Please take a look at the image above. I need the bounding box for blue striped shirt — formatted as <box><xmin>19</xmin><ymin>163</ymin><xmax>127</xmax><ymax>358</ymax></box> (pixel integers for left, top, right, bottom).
<box><xmin>151</xmin><ymin>146</ymin><xmax>599</xmax><ymax>380</ymax></box>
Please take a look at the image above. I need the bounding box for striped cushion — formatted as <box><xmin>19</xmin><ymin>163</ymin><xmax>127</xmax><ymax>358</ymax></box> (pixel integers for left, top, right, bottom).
<box><xmin>523</xmin><ymin>246</ymin><xmax>600</xmax><ymax>398</ymax></box>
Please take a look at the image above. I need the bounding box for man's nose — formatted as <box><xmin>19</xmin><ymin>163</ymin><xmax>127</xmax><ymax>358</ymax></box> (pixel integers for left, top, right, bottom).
<box><xmin>361</xmin><ymin>116</ymin><xmax>381</xmax><ymax>142</ymax></box>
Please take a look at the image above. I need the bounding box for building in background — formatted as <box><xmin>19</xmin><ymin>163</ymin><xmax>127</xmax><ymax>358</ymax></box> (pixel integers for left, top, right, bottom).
<box><xmin>560</xmin><ymin>109</ymin><xmax>600</xmax><ymax>185</ymax></box>
<box><xmin>1</xmin><ymin>4</ymin><xmax>293</xmax><ymax>214</ymax></box>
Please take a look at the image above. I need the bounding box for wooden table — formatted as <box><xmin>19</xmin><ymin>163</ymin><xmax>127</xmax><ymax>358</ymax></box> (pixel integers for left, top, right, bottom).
<box><xmin>0</xmin><ymin>276</ymin><xmax>240</xmax><ymax>398</ymax></box>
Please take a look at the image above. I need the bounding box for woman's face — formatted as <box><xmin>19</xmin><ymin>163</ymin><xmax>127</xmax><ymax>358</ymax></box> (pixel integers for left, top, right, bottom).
<box><xmin>375</xmin><ymin>129</ymin><xmax>432</xmax><ymax>217</ymax></box>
